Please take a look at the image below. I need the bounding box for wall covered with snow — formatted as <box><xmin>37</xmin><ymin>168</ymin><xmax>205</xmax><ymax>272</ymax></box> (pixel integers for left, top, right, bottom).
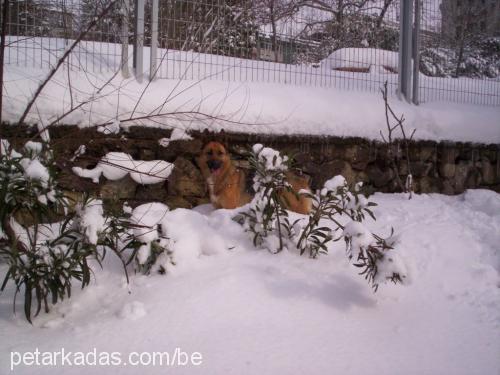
<box><xmin>1</xmin><ymin>124</ymin><xmax>499</xmax><ymax>211</ymax></box>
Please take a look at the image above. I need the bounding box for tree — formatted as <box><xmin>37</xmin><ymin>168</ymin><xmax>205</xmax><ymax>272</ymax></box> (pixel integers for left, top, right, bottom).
<box><xmin>80</xmin><ymin>0</ymin><xmax>123</xmax><ymax>43</ymax></box>
<box><xmin>440</xmin><ymin>0</ymin><xmax>493</xmax><ymax>77</ymax></box>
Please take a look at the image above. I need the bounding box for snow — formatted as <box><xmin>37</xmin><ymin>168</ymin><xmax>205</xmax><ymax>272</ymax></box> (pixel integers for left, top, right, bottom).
<box><xmin>22</xmin><ymin>158</ymin><xmax>50</xmax><ymax>186</ymax></box>
<box><xmin>1</xmin><ymin>33</ymin><xmax>499</xmax><ymax>375</ymax></box>
<box><xmin>2</xmin><ymin>37</ymin><xmax>499</xmax><ymax>143</ymax></box>
<box><xmin>1</xmin><ymin>190</ymin><xmax>499</xmax><ymax>374</ymax></box>
<box><xmin>324</xmin><ymin>48</ymin><xmax>399</xmax><ymax>72</ymax></box>
<box><xmin>343</xmin><ymin>220</ymin><xmax>374</xmax><ymax>258</ymax></box>
<box><xmin>0</xmin><ymin>139</ymin><xmax>22</xmax><ymax>158</ymax></box>
<box><xmin>323</xmin><ymin>175</ymin><xmax>347</xmax><ymax>193</ymax></box>
<box><xmin>158</xmin><ymin>128</ymin><xmax>193</xmax><ymax>148</ymax></box>
<box><xmin>78</xmin><ymin>199</ymin><xmax>105</xmax><ymax>245</ymax></box>
<box><xmin>131</xmin><ymin>202</ymin><xmax>170</xmax><ymax>244</ymax></box>
<box><xmin>253</xmin><ymin>143</ymin><xmax>289</xmax><ymax>171</ymax></box>
<box><xmin>97</xmin><ymin>119</ymin><xmax>121</xmax><ymax>135</ymax></box>
<box><xmin>24</xmin><ymin>141</ymin><xmax>43</xmax><ymax>155</ymax></box>
<box><xmin>72</xmin><ymin>152</ymin><xmax>174</xmax><ymax>185</ymax></box>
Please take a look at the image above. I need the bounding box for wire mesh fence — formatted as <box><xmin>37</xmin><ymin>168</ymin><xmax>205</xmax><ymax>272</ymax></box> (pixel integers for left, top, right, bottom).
<box><xmin>1</xmin><ymin>0</ymin><xmax>499</xmax><ymax>106</ymax></box>
<box><xmin>1</xmin><ymin>0</ymin><xmax>123</xmax><ymax>72</ymax></box>
<box><xmin>155</xmin><ymin>0</ymin><xmax>403</xmax><ymax>96</ymax></box>
<box><xmin>417</xmin><ymin>0</ymin><xmax>500</xmax><ymax>105</ymax></box>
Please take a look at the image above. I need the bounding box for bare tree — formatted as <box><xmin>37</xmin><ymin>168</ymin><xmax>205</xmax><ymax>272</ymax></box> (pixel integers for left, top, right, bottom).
<box><xmin>440</xmin><ymin>0</ymin><xmax>490</xmax><ymax>77</ymax></box>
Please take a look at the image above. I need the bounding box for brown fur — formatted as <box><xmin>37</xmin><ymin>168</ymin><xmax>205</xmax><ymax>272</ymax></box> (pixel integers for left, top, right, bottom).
<box><xmin>197</xmin><ymin>141</ymin><xmax>251</xmax><ymax>209</ymax></box>
<box><xmin>197</xmin><ymin>141</ymin><xmax>312</xmax><ymax>214</ymax></box>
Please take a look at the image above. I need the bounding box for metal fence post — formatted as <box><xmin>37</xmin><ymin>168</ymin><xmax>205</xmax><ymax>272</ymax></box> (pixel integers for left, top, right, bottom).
<box><xmin>412</xmin><ymin>0</ymin><xmax>421</xmax><ymax>105</ymax></box>
<box><xmin>121</xmin><ymin>0</ymin><xmax>131</xmax><ymax>78</ymax></box>
<box><xmin>149</xmin><ymin>0</ymin><xmax>159</xmax><ymax>81</ymax></box>
<box><xmin>398</xmin><ymin>0</ymin><xmax>413</xmax><ymax>102</ymax></box>
<box><xmin>133</xmin><ymin>0</ymin><xmax>145</xmax><ymax>82</ymax></box>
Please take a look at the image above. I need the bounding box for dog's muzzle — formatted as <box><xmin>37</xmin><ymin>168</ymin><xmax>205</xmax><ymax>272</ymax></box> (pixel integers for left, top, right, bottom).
<box><xmin>207</xmin><ymin>159</ymin><xmax>222</xmax><ymax>172</ymax></box>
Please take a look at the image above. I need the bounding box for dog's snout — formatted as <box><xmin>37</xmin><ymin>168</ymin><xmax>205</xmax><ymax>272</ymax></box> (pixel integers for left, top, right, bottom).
<box><xmin>207</xmin><ymin>159</ymin><xmax>222</xmax><ymax>171</ymax></box>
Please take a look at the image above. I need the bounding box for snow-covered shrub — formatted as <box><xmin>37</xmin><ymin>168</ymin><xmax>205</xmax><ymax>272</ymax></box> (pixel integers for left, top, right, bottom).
<box><xmin>296</xmin><ymin>176</ymin><xmax>376</xmax><ymax>259</ymax></box>
<box><xmin>344</xmin><ymin>224</ymin><xmax>407</xmax><ymax>291</ymax></box>
<box><xmin>0</xmin><ymin>141</ymin><xmax>135</xmax><ymax>323</ymax></box>
<box><xmin>420</xmin><ymin>37</ymin><xmax>500</xmax><ymax>79</ymax></box>
<box><xmin>239</xmin><ymin>144</ymin><xmax>408</xmax><ymax>291</ymax></box>
<box><xmin>129</xmin><ymin>203</ymin><xmax>174</xmax><ymax>275</ymax></box>
<box><xmin>239</xmin><ymin>144</ymin><xmax>295</xmax><ymax>253</ymax></box>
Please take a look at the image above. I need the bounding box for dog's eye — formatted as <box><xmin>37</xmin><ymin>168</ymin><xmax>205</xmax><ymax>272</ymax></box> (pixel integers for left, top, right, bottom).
<box><xmin>217</xmin><ymin>151</ymin><xmax>224</xmax><ymax>156</ymax></box>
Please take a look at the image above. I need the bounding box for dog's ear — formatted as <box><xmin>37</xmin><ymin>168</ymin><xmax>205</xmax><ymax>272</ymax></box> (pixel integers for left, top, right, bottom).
<box><xmin>200</xmin><ymin>128</ymin><xmax>214</xmax><ymax>147</ymax></box>
<box><xmin>214</xmin><ymin>130</ymin><xmax>230</xmax><ymax>153</ymax></box>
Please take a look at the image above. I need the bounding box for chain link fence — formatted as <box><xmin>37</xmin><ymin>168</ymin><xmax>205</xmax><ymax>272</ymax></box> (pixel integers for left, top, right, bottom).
<box><xmin>2</xmin><ymin>0</ymin><xmax>499</xmax><ymax>105</ymax></box>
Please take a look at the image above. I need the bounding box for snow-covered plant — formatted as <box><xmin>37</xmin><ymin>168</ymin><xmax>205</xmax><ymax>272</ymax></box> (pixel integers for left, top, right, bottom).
<box><xmin>296</xmin><ymin>176</ymin><xmax>376</xmax><ymax>258</ymax></box>
<box><xmin>129</xmin><ymin>203</ymin><xmax>175</xmax><ymax>275</ymax></box>
<box><xmin>135</xmin><ymin>238</ymin><xmax>174</xmax><ymax>276</ymax></box>
<box><xmin>344</xmin><ymin>224</ymin><xmax>407</xmax><ymax>291</ymax></box>
<box><xmin>0</xmin><ymin>215</ymin><xmax>101</xmax><ymax>324</ymax></box>
<box><xmin>239</xmin><ymin>144</ymin><xmax>408</xmax><ymax>292</ymax></box>
<box><xmin>240</xmin><ymin>144</ymin><xmax>295</xmax><ymax>253</ymax></box>
<box><xmin>91</xmin><ymin>201</ymin><xmax>141</xmax><ymax>281</ymax></box>
<box><xmin>0</xmin><ymin>141</ymin><xmax>134</xmax><ymax>323</ymax></box>
<box><xmin>0</xmin><ymin>140</ymin><xmax>65</xmax><ymax>231</ymax></box>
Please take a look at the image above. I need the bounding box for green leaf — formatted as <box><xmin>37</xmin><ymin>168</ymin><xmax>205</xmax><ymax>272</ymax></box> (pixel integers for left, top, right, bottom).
<box><xmin>24</xmin><ymin>286</ymin><xmax>33</xmax><ymax>324</ymax></box>
<box><xmin>0</xmin><ymin>268</ymin><xmax>12</xmax><ymax>291</ymax></box>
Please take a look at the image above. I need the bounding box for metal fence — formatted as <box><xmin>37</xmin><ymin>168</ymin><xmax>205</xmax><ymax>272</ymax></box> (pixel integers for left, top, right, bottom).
<box><xmin>416</xmin><ymin>0</ymin><xmax>500</xmax><ymax>105</ymax></box>
<box><xmin>153</xmin><ymin>0</ymin><xmax>402</xmax><ymax>96</ymax></box>
<box><xmin>1</xmin><ymin>0</ymin><xmax>123</xmax><ymax>71</ymax></box>
<box><xmin>2</xmin><ymin>0</ymin><xmax>499</xmax><ymax>106</ymax></box>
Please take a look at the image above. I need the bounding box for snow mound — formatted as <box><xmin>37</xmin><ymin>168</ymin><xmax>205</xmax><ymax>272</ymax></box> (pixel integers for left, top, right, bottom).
<box><xmin>130</xmin><ymin>204</ymin><xmax>245</xmax><ymax>272</ymax></box>
<box><xmin>72</xmin><ymin>152</ymin><xmax>174</xmax><ymax>184</ymax></box>
<box><xmin>462</xmin><ymin>189</ymin><xmax>500</xmax><ymax>218</ymax></box>
<box><xmin>324</xmin><ymin>48</ymin><xmax>399</xmax><ymax>73</ymax></box>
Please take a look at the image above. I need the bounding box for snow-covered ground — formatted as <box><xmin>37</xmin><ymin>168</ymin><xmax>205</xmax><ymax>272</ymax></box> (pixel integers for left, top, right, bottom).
<box><xmin>3</xmin><ymin>62</ymin><xmax>500</xmax><ymax>143</ymax></box>
<box><xmin>0</xmin><ymin>190</ymin><xmax>499</xmax><ymax>374</ymax></box>
<box><xmin>2</xmin><ymin>31</ymin><xmax>500</xmax><ymax>375</ymax></box>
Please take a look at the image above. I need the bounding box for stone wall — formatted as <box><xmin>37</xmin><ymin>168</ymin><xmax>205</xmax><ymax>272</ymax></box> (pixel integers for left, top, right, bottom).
<box><xmin>2</xmin><ymin>124</ymin><xmax>499</xmax><ymax>210</ymax></box>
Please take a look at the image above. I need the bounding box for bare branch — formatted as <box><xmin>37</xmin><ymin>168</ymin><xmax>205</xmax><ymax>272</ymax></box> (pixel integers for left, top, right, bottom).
<box><xmin>17</xmin><ymin>0</ymin><xmax>120</xmax><ymax>126</ymax></box>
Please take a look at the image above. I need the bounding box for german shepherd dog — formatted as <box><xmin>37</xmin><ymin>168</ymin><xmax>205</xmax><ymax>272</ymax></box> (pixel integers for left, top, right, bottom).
<box><xmin>197</xmin><ymin>141</ymin><xmax>312</xmax><ymax>214</ymax></box>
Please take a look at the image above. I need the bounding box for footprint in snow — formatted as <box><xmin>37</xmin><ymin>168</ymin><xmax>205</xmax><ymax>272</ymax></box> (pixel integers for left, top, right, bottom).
<box><xmin>118</xmin><ymin>301</ymin><xmax>147</xmax><ymax>321</ymax></box>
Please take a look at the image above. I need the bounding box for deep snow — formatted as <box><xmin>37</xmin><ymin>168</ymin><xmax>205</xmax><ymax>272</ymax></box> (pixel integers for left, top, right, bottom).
<box><xmin>4</xmin><ymin>64</ymin><xmax>500</xmax><ymax>144</ymax></box>
<box><xmin>3</xmin><ymin>35</ymin><xmax>500</xmax><ymax>143</ymax></box>
<box><xmin>0</xmin><ymin>190</ymin><xmax>499</xmax><ymax>375</ymax></box>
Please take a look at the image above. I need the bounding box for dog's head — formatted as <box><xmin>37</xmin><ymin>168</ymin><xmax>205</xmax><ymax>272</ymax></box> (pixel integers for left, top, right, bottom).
<box><xmin>198</xmin><ymin>141</ymin><xmax>231</xmax><ymax>177</ymax></box>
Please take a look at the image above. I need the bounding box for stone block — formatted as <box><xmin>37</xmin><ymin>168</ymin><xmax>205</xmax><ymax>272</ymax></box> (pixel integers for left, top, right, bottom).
<box><xmin>100</xmin><ymin>175</ymin><xmax>137</xmax><ymax>201</ymax></box>
<box><xmin>168</xmin><ymin>157</ymin><xmax>206</xmax><ymax>197</ymax></box>
<box><xmin>366</xmin><ymin>165</ymin><xmax>395</xmax><ymax>188</ymax></box>
<box><xmin>480</xmin><ymin>159</ymin><xmax>495</xmax><ymax>185</ymax></box>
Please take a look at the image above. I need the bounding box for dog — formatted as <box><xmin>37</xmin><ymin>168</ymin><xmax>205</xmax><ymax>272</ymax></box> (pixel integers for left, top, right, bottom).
<box><xmin>197</xmin><ymin>141</ymin><xmax>312</xmax><ymax>214</ymax></box>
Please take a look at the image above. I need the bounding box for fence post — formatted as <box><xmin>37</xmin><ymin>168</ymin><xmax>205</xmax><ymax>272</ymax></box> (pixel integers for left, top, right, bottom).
<box><xmin>121</xmin><ymin>0</ymin><xmax>130</xmax><ymax>78</ymax></box>
<box><xmin>133</xmin><ymin>0</ymin><xmax>145</xmax><ymax>82</ymax></box>
<box><xmin>412</xmin><ymin>0</ymin><xmax>421</xmax><ymax>105</ymax></box>
<box><xmin>149</xmin><ymin>0</ymin><xmax>158</xmax><ymax>81</ymax></box>
<box><xmin>398</xmin><ymin>0</ymin><xmax>413</xmax><ymax>102</ymax></box>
